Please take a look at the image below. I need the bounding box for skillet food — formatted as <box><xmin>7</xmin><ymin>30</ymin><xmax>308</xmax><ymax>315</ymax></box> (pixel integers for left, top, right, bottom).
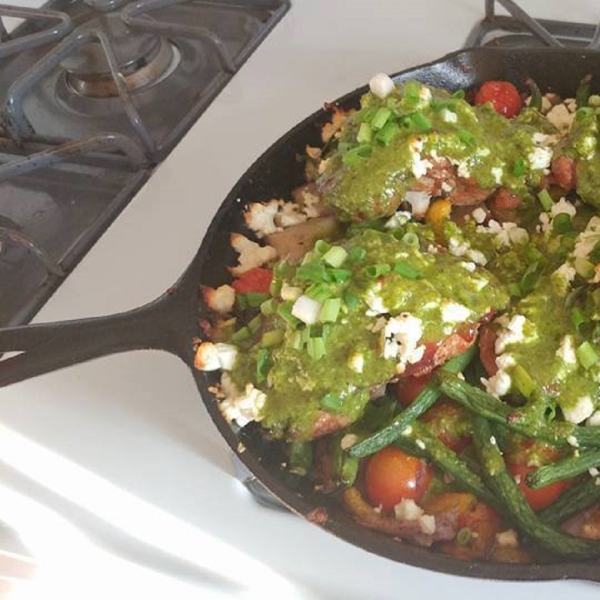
<box><xmin>196</xmin><ymin>70</ymin><xmax>600</xmax><ymax>564</ymax></box>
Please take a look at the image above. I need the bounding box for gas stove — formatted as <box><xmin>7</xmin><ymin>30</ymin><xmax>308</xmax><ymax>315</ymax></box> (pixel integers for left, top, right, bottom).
<box><xmin>0</xmin><ymin>0</ymin><xmax>288</xmax><ymax>327</ymax></box>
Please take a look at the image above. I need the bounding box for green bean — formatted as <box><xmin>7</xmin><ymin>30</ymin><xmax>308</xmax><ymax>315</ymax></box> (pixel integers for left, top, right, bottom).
<box><xmin>394</xmin><ymin>422</ymin><xmax>500</xmax><ymax>510</ymax></box>
<box><xmin>538</xmin><ymin>476</ymin><xmax>600</xmax><ymax>526</ymax></box>
<box><xmin>348</xmin><ymin>347</ymin><xmax>476</xmax><ymax>458</ymax></box>
<box><xmin>527</xmin><ymin>448</ymin><xmax>600</xmax><ymax>489</ymax></box>
<box><xmin>525</xmin><ymin>77</ymin><xmax>542</xmax><ymax>111</ymax></box>
<box><xmin>437</xmin><ymin>373</ymin><xmax>599</xmax><ymax>448</ymax></box>
<box><xmin>472</xmin><ymin>416</ymin><xmax>599</xmax><ymax>559</ymax></box>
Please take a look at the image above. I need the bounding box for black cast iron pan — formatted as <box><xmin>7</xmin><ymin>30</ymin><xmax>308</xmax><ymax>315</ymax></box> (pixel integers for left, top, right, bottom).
<box><xmin>2</xmin><ymin>47</ymin><xmax>600</xmax><ymax>582</ymax></box>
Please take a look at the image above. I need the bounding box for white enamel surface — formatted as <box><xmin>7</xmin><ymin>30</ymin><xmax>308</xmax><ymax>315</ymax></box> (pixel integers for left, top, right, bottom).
<box><xmin>3</xmin><ymin>1</ymin><xmax>600</xmax><ymax>598</ymax></box>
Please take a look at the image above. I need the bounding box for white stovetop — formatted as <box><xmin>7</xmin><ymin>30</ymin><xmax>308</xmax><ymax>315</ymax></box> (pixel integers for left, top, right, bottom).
<box><xmin>2</xmin><ymin>1</ymin><xmax>600</xmax><ymax>598</ymax></box>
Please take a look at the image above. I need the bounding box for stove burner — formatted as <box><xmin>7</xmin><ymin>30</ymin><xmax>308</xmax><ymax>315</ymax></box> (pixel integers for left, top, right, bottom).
<box><xmin>65</xmin><ymin>36</ymin><xmax>174</xmax><ymax>98</ymax></box>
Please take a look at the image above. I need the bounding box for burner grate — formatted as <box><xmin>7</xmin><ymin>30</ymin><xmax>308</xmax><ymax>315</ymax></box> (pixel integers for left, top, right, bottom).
<box><xmin>466</xmin><ymin>0</ymin><xmax>600</xmax><ymax>49</ymax></box>
<box><xmin>0</xmin><ymin>0</ymin><xmax>289</xmax><ymax>327</ymax></box>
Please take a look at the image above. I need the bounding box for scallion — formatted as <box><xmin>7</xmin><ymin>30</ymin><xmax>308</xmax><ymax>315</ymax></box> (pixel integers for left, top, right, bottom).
<box><xmin>319</xmin><ymin>298</ymin><xmax>342</xmax><ymax>323</ymax></box>
<box><xmin>365</xmin><ymin>263</ymin><xmax>392</xmax><ymax>278</ymax></box>
<box><xmin>513</xmin><ymin>364</ymin><xmax>537</xmax><ymax>399</ymax></box>
<box><xmin>245</xmin><ymin>292</ymin><xmax>269</xmax><ymax>307</ymax></box>
<box><xmin>256</xmin><ymin>348</ymin><xmax>271</xmax><ymax>383</ymax></box>
<box><xmin>307</xmin><ymin>337</ymin><xmax>326</xmax><ymax>360</ymax></box>
<box><xmin>513</xmin><ymin>158</ymin><xmax>526</xmax><ymax>177</ymax></box>
<box><xmin>247</xmin><ymin>314</ymin><xmax>262</xmax><ymax>334</ymax></box>
<box><xmin>370</xmin><ymin>107</ymin><xmax>392</xmax><ymax>130</ymax></box>
<box><xmin>348</xmin><ymin>247</ymin><xmax>366</xmax><ymax>262</ymax></box>
<box><xmin>571</xmin><ymin>307</ymin><xmax>588</xmax><ymax>331</ymax></box>
<box><xmin>343</xmin><ymin>290</ymin><xmax>361</xmax><ymax>311</ymax></box>
<box><xmin>393</xmin><ymin>262</ymin><xmax>423</xmax><ymax>280</ymax></box>
<box><xmin>408</xmin><ymin>111</ymin><xmax>432</xmax><ymax>132</ymax></box>
<box><xmin>553</xmin><ymin>213</ymin><xmax>573</xmax><ymax>234</ymax></box>
<box><xmin>401</xmin><ymin>232</ymin><xmax>420</xmax><ymax>247</ymax></box>
<box><xmin>376</xmin><ymin>121</ymin><xmax>401</xmax><ymax>145</ymax></box>
<box><xmin>457</xmin><ymin>128</ymin><xmax>476</xmax><ymax>146</ymax></box>
<box><xmin>328</xmin><ymin>268</ymin><xmax>352</xmax><ymax>283</ymax></box>
<box><xmin>260</xmin><ymin>298</ymin><xmax>277</xmax><ymax>316</ymax></box>
<box><xmin>357</xmin><ymin>122</ymin><xmax>373</xmax><ymax>143</ymax></box>
<box><xmin>320</xmin><ymin>392</ymin><xmax>344</xmax><ymax>413</ymax></box>
<box><xmin>276</xmin><ymin>302</ymin><xmax>299</xmax><ymax>326</ymax></box>
<box><xmin>314</xmin><ymin>239</ymin><xmax>331</xmax><ymax>255</ymax></box>
<box><xmin>323</xmin><ymin>245</ymin><xmax>348</xmax><ymax>268</ymax></box>
<box><xmin>261</xmin><ymin>329</ymin><xmax>284</xmax><ymax>348</ymax></box>
<box><xmin>575</xmin><ymin>257</ymin><xmax>595</xmax><ymax>279</ymax></box>
<box><xmin>537</xmin><ymin>188</ymin><xmax>554</xmax><ymax>211</ymax></box>
<box><xmin>576</xmin><ymin>341</ymin><xmax>599</xmax><ymax>370</ymax></box>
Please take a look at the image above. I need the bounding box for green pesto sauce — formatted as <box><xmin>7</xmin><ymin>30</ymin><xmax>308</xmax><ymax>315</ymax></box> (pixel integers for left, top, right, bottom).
<box><xmin>321</xmin><ymin>82</ymin><xmax>557</xmax><ymax>221</ymax></box>
<box><xmin>230</xmin><ymin>227</ymin><xmax>509</xmax><ymax>440</ymax></box>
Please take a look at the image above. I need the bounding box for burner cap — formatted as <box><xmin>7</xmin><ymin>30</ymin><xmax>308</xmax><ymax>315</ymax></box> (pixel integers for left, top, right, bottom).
<box><xmin>61</xmin><ymin>13</ymin><xmax>175</xmax><ymax>97</ymax></box>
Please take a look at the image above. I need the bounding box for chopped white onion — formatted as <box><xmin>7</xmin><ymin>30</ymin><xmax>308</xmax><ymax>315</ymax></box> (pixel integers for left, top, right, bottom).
<box><xmin>291</xmin><ymin>295</ymin><xmax>322</xmax><ymax>325</ymax></box>
<box><xmin>369</xmin><ymin>72</ymin><xmax>395</xmax><ymax>99</ymax></box>
<box><xmin>404</xmin><ymin>190</ymin><xmax>431</xmax><ymax>217</ymax></box>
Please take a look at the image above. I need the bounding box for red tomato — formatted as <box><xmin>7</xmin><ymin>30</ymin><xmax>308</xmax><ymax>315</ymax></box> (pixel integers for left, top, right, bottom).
<box><xmin>474</xmin><ymin>81</ymin><xmax>522</xmax><ymax>118</ymax></box>
<box><xmin>508</xmin><ymin>464</ymin><xmax>568</xmax><ymax>511</ymax></box>
<box><xmin>364</xmin><ymin>446</ymin><xmax>433</xmax><ymax>511</ymax></box>
<box><xmin>421</xmin><ymin>400</ymin><xmax>472</xmax><ymax>452</ymax></box>
<box><xmin>231</xmin><ymin>267</ymin><xmax>273</xmax><ymax>294</ymax></box>
<box><xmin>394</xmin><ymin>372</ymin><xmax>434</xmax><ymax>407</ymax></box>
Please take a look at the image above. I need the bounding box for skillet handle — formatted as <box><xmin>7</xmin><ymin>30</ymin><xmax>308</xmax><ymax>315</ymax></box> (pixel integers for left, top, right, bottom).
<box><xmin>0</xmin><ymin>291</ymin><xmax>196</xmax><ymax>387</ymax></box>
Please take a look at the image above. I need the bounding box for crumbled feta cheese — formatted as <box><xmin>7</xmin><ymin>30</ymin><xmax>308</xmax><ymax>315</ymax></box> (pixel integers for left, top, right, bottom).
<box><xmin>562</xmin><ymin>396</ymin><xmax>595</xmax><ymax>424</ymax></box>
<box><xmin>546</xmin><ymin>103</ymin><xmax>574</xmax><ymax>132</ymax></box>
<box><xmin>440</xmin><ymin>108</ymin><xmax>458</xmax><ymax>123</ymax></box>
<box><xmin>551</xmin><ymin>197</ymin><xmax>577</xmax><ymax>219</ymax></box>
<box><xmin>419</xmin><ymin>514</ymin><xmax>436</xmax><ymax>535</ymax></box>
<box><xmin>441</xmin><ymin>301</ymin><xmax>471</xmax><ymax>323</ymax></box>
<box><xmin>567</xmin><ymin>435</ymin><xmax>579</xmax><ymax>448</ymax></box>
<box><xmin>448</xmin><ymin>237</ymin><xmax>470</xmax><ymax>257</ymax></box>
<box><xmin>573</xmin><ymin>216</ymin><xmax>600</xmax><ymax>260</ymax></box>
<box><xmin>471</xmin><ymin>207</ymin><xmax>487</xmax><ymax>224</ymax></box>
<box><xmin>194</xmin><ymin>342</ymin><xmax>238</xmax><ymax>371</ymax></box>
<box><xmin>481</xmin><ymin>370</ymin><xmax>511</xmax><ymax>397</ymax></box>
<box><xmin>528</xmin><ymin>146</ymin><xmax>553</xmax><ymax>170</ymax></box>
<box><xmin>557</xmin><ymin>335</ymin><xmax>577</xmax><ymax>365</ymax></box>
<box><xmin>553</xmin><ymin>263</ymin><xmax>576</xmax><ymax>285</ymax></box>
<box><xmin>385</xmin><ymin>210</ymin><xmax>412</xmax><ymax>229</ymax></box>
<box><xmin>467</xmin><ymin>248</ymin><xmax>488</xmax><ymax>266</ymax></box>
<box><xmin>230</xmin><ymin>233</ymin><xmax>277</xmax><ymax>276</ymax></box>
<box><xmin>202</xmin><ymin>284</ymin><xmax>235</xmax><ymax>315</ymax></box>
<box><xmin>340</xmin><ymin>433</ymin><xmax>359</xmax><ymax>450</ymax></box>
<box><xmin>495</xmin><ymin>529</ymin><xmax>519</xmax><ymax>548</ymax></box>
<box><xmin>491</xmin><ymin>166</ymin><xmax>503</xmax><ymax>185</ymax></box>
<box><xmin>462</xmin><ymin>261</ymin><xmax>476</xmax><ymax>272</ymax></box>
<box><xmin>587</xmin><ymin>410</ymin><xmax>600</xmax><ymax>427</ymax></box>
<box><xmin>590</xmin><ymin>467</ymin><xmax>600</xmax><ymax>478</ymax></box>
<box><xmin>456</xmin><ymin>160</ymin><xmax>471</xmax><ymax>179</ymax></box>
<box><xmin>365</xmin><ymin>285</ymin><xmax>388</xmax><ymax>317</ymax></box>
<box><xmin>347</xmin><ymin>351</ymin><xmax>365</xmax><ymax>373</ymax></box>
<box><xmin>415</xmin><ymin>439</ymin><xmax>426</xmax><ymax>450</ymax></box>
<box><xmin>404</xmin><ymin>190</ymin><xmax>431</xmax><ymax>217</ymax></box>
<box><xmin>244</xmin><ymin>199</ymin><xmax>281</xmax><ymax>237</ymax></box>
<box><xmin>394</xmin><ymin>498</ymin><xmax>423</xmax><ymax>521</ymax></box>
<box><xmin>494</xmin><ymin>314</ymin><xmax>530</xmax><ymax>353</ymax></box>
<box><xmin>369</xmin><ymin>72</ymin><xmax>395</xmax><ymax>99</ymax></box>
<box><xmin>411</xmin><ymin>151</ymin><xmax>433</xmax><ymax>179</ymax></box>
<box><xmin>382</xmin><ymin>313</ymin><xmax>425</xmax><ymax>368</ymax></box>
<box><xmin>219</xmin><ymin>374</ymin><xmax>266</xmax><ymax>427</ymax></box>
<box><xmin>495</xmin><ymin>353</ymin><xmax>516</xmax><ymax>370</ymax></box>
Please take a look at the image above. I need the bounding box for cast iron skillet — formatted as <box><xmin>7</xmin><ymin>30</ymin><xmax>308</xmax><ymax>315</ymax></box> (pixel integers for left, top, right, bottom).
<box><xmin>3</xmin><ymin>47</ymin><xmax>600</xmax><ymax>581</ymax></box>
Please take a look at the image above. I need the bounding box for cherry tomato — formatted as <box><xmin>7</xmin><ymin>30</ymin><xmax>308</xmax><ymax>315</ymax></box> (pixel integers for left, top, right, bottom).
<box><xmin>231</xmin><ymin>267</ymin><xmax>273</xmax><ymax>294</ymax></box>
<box><xmin>508</xmin><ymin>464</ymin><xmax>568</xmax><ymax>511</ymax></box>
<box><xmin>421</xmin><ymin>400</ymin><xmax>472</xmax><ymax>452</ymax></box>
<box><xmin>394</xmin><ymin>372</ymin><xmax>434</xmax><ymax>407</ymax></box>
<box><xmin>364</xmin><ymin>446</ymin><xmax>433</xmax><ymax>511</ymax></box>
<box><xmin>474</xmin><ymin>81</ymin><xmax>522</xmax><ymax>118</ymax></box>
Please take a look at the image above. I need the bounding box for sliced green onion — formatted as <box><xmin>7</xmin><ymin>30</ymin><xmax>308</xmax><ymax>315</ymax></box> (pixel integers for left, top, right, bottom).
<box><xmin>289</xmin><ymin>441</ymin><xmax>313</xmax><ymax>476</ymax></box>
<box><xmin>576</xmin><ymin>341</ymin><xmax>599</xmax><ymax>370</ymax></box>
<box><xmin>357</xmin><ymin>122</ymin><xmax>373</xmax><ymax>143</ymax></box>
<box><xmin>393</xmin><ymin>262</ymin><xmax>423</xmax><ymax>280</ymax></box>
<box><xmin>290</xmin><ymin>330</ymin><xmax>303</xmax><ymax>350</ymax></box>
<box><xmin>343</xmin><ymin>290</ymin><xmax>361</xmax><ymax>311</ymax></box>
<box><xmin>457</xmin><ymin>128</ymin><xmax>476</xmax><ymax>146</ymax></box>
<box><xmin>314</xmin><ymin>239</ymin><xmax>331</xmax><ymax>255</ymax></box>
<box><xmin>296</xmin><ymin>262</ymin><xmax>328</xmax><ymax>283</ymax></box>
<box><xmin>370</xmin><ymin>107</ymin><xmax>392</xmax><ymax>130</ymax></box>
<box><xmin>537</xmin><ymin>188</ymin><xmax>554</xmax><ymax>211</ymax></box>
<box><xmin>575</xmin><ymin>257</ymin><xmax>595</xmax><ymax>279</ymax></box>
<box><xmin>456</xmin><ymin>527</ymin><xmax>472</xmax><ymax>546</ymax></box>
<box><xmin>245</xmin><ymin>292</ymin><xmax>269</xmax><ymax>307</ymax></box>
<box><xmin>508</xmin><ymin>283</ymin><xmax>522</xmax><ymax>298</ymax></box>
<box><xmin>452</xmin><ymin>89</ymin><xmax>466</xmax><ymax>99</ymax></box>
<box><xmin>571</xmin><ymin>307</ymin><xmax>588</xmax><ymax>331</ymax></box>
<box><xmin>376</xmin><ymin>121</ymin><xmax>401</xmax><ymax>145</ymax></box>
<box><xmin>513</xmin><ymin>158</ymin><xmax>526</xmax><ymax>177</ymax></box>
<box><xmin>319</xmin><ymin>298</ymin><xmax>342</xmax><ymax>323</ymax></box>
<box><xmin>276</xmin><ymin>302</ymin><xmax>299</xmax><ymax>326</ymax></box>
<box><xmin>328</xmin><ymin>268</ymin><xmax>352</xmax><ymax>283</ymax></box>
<box><xmin>519</xmin><ymin>261</ymin><xmax>541</xmax><ymax>295</ymax></box>
<box><xmin>307</xmin><ymin>337</ymin><xmax>326</xmax><ymax>360</ymax></box>
<box><xmin>256</xmin><ymin>348</ymin><xmax>271</xmax><ymax>383</ymax></box>
<box><xmin>365</xmin><ymin>263</ymin><xmax>392</xmax><ymax>278</ymax></box>
<box><xmin>261</xmin><ymin>329</ymin><xmax>284</xmax><ymax>348</ymax></box>
<box><xmin>247</xmin><ymin>314</ymin><xmax>262</xmax><ymax>334</ymax></box>
<box><xmin>402</xmin><ymin>81</ymin><xmax>422</xmax><ymax>108</ymax></box>
<box><xmin>401</xmin><ymin>232</ymin><xmax>420</xmax><ymax>247</ymax></box>
<box><xmin>260</xmin><ymin>298</ymin><xmax>277</xmax><ymax>316</ymax></box>
<box><xmin>553</xmin><ymin>213</ymin><xmax>573</xmax><ymax>234</ymax></box>
<box><xmin>322</xmin><ymin>245</ymin><xmax>348</xmax><ymax>268</ymax></box>
<box><xmin>235</xmin><ymin>294</ymin><xmax>248</xmax><ymax>310</ymax></box>
<box><xmin>305</xmin><ymin>283</ymin><xmax>332</xmax><ymax>302</ymax></box>
<box><xmin>231</xmin><ymin>326</ymin><xmax>251</xmax><ymax>344</ymax></box>
<box><xmin>408</xmin><ymin>111</ymin><xmax>432</xmax><ymax>132</ymax></box>
<box><xmin>320</xmin><ymin>392</ymin><xmax>344</xmax><ymax>413</ymax></box>
<box><xmin>348</xmin><ymin>247</ymin><xmax>366</xmax><ymax>262</ymax></box>
<box><xmin>513</xmin><ymin>364</ymin><xmax>537</xmax><ymax>399</ymax></box>
<box><xmin>342</xmin><ymin>144</ymin><xmax>373</xmax><ymax>166</ymax></box>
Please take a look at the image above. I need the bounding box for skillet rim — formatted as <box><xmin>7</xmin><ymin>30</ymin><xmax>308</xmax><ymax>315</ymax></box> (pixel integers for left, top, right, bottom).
<box><xmin>190</xmin><ymin>46</ymin><xmax>600</xmax><ymax>582</ymax></box>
